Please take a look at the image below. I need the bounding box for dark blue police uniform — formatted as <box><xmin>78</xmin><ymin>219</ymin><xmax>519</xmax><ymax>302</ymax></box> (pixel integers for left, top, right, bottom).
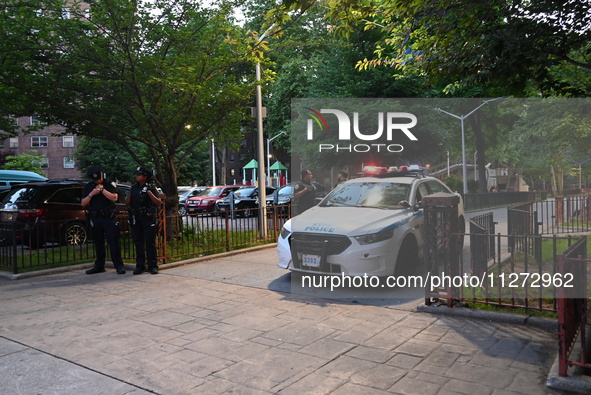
<box><xmin>83</xmin><ymin>172</ymin><xmax>125</xmax><ymax>274</ymax></box>
<box><xmin>129</xmin><ymin>181</ymin><xmax>160</xmax><ymax>274</ymax></box>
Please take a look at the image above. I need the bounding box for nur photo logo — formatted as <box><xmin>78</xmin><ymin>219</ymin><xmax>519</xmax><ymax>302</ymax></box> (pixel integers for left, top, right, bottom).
<box><xmin>304</xmin><ymin>107</ymin><xmax>418</xmax><ymax>152</ymax></box>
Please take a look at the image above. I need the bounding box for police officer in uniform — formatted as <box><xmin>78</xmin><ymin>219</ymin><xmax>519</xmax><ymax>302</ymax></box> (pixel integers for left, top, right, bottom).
<box><xmin>293</xmin><ymin>169</ymin><xmax>316</xmax><ymax>216</ymax></box>
<box><xmin>81</xmin><ymin>166</ymin><xmax>126</xmax><ymax>274</ymax></box>
<box><xmin>126</xmin><ymin>166</ymin><xmax>162</xmax><ymax>275</ymax></box>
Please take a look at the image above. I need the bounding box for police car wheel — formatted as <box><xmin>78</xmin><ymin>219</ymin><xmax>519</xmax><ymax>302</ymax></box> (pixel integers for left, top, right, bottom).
<box><xmin>394</xmin><ymin>237</ymin><xmax>418</xmax><ymax>277</ymax></box>
<box><xmin>63</xmin><ymin>222</ymin><xmax>88</xmax><ymax>246</ymax></box>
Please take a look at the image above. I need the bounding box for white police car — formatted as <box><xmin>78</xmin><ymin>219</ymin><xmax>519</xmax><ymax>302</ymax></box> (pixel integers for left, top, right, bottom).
<box><xmin>277</xmin><ymin>167</ymin><xmax>465</xmax><ymax>277</ymax></box>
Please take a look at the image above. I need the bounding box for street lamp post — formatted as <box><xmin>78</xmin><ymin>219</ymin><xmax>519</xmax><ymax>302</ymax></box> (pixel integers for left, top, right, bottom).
<box><xmin>436</xmin><ymin>97</ymin><xmax>508</xmax><ymax>194</ymax></box>
<box><xmin>267</xmin><ymin>131</ymin><xmax>287</xmax><ymax>183</ymax></box>
<box><xmin>211</xmin><ymin>138</ymin><xmax>216</xmax><ymax>186</ymax></box>
<box><xmin>255</xmin><ymin>25</ymin><xmax>275</xmax><ymax>239</ymax></box>
<box><xmin>474</xmin><ymin>151</ymin><xmax>478</xmax><ymax>182</ymax></box>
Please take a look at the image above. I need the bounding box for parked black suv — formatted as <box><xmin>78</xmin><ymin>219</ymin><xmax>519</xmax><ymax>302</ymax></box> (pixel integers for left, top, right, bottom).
<box><xmin>0</xmin><ymin>180</ymin><xmax>130</xmax><ymax>247</ymax></box>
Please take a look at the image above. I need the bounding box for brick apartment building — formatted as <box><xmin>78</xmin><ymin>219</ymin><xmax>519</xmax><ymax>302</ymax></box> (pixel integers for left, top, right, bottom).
<box><xmin>1</xmin><ymin>116</ymin><xmax>83</xmax><ymax>180</ymax></box>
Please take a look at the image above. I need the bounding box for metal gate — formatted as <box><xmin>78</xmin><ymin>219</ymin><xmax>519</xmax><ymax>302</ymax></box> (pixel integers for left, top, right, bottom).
<box><xmin>507</xmin><ymin>202</ymin><xmax>542</xmax><ymax>260</ymax></box>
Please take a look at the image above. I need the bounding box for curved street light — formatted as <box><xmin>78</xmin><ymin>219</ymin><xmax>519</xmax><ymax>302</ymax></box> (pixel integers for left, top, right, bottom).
<box><xmin>436</xmin><ymin>97</ymin><xmax>509</xmax><ymax>194</ymax></box>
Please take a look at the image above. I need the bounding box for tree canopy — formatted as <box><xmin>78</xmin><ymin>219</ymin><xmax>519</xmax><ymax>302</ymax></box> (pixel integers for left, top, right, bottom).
<box><xmin>311</xmin><ymin>0</ymin><xmax>591</xmax><ymax>96</ymax></box>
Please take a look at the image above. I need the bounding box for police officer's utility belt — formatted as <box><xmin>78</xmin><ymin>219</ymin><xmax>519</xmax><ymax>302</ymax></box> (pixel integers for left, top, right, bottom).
<box><xmin>89</xmin><ymin>208</ymin><xmax>116</xmax><ymax>218</ymax></box>
<box><xmin>132</xmin><ymin>207</ymin><xmax>156</xmax><ymax>216</ymax></box>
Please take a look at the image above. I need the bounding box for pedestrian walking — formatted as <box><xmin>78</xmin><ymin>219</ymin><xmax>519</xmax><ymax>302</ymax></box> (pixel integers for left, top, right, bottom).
<box><xmin>293</xmin><ymin>169</ymin><xmax>316</xmax><ymax>216</ymax></box>
<box><xmin>81</xmin><ymin>166</ymin><xmax>126</xmax><ymax>274</ymax></box>
<box><xmin>126</xmin><ymin>166</ymin><xmax>162</xmax><ymax>275</ymax></box>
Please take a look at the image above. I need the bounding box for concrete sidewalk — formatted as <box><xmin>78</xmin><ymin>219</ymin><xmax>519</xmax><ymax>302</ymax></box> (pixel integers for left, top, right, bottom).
<box><xmin>0</xmin><ymin>249</ymin><xmax>569</xmax><ymax>394</ymax></box>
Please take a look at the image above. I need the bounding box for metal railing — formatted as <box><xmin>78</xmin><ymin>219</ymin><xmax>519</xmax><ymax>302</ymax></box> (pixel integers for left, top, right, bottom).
<box><xmin>0</xmin><ymin>205</ymin><xmax>290</xmax><ymax>274</ymax></box>
<box><xmin>507</xmin><ymin>202</ymin><xmax>542</xmax><ymax>260</ymax></box>
<box><xmin>424</xmin><ymin>195</ymin><xmax>588</xmax><ymax>314</ymax></box>
<box><xmin>463</xmin><ymin>191</ymin><xmax>545</xmax><ymax>211</ymax></box>
<box><xmin>460</xmin><ymin>233</ymin><xmax>584</xmax><ymax>313</ymax></box>
<box><xmin>469</xmin><ymin>212</ymin><xmax>495</xmax><ymax>277</ymax></box>
<box><xmin>557</xmin><ymin>237</ymin><xmax>590</xmax><ymax>376</ymax></box>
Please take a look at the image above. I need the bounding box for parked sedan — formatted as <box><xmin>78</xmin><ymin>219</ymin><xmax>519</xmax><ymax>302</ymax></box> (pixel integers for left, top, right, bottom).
<box><xmin>178</xmin><ymin>186</ymin><xmax>206</xmax><ymax>215</ymax></box>
<box><xmin>277</xmin><ymin>170</ymin><xmax>465</xmax><ymax>277</ymax></box>
<box><xmin>216</xmin><ymin>186</ymin><xmax>276</xmax><ymax>217</ymax></box>
<box><xmin>185</xmin><ymin>185</ymin><xmax>241</xmax><ymax>214</ymax></box>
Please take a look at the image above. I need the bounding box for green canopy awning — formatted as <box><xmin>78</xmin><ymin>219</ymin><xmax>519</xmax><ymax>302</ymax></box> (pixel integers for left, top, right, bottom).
<box><xmin>242</xmin><ymin>159</ymin><xmax>258</xmax><ymax>169</ymax></box>
<box><xmin>269</xmin><ymin>161</ymin><xmax>288</xmax><ymax>171</ymax></box>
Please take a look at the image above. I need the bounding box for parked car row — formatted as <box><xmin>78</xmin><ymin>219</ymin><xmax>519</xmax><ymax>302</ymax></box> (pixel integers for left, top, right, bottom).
<box><xmin>181</xmin><ymin>182</ymin><xmax>327</xmax><ymax>218</ymax></box>
<box><xmin>0</xmin><ymin>177</ymin><xmax>328</xmax><ymax>248</ymax></box>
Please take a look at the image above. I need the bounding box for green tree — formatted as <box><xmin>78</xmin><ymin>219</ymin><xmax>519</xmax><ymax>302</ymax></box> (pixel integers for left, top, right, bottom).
<box><xmin>0</xmin><ymin>0</ymin><xmax>267</xmax><ymax>215</ymax></box>
<box><xmin>247</xmin><ymin>2</ymin><xmax>433</xmax><ymax>172</ymax></box>
<box><xmin>315</xmin><ymin>0</ymin><xmax>591</xmax><ymax>96</ymax></box>
<box><xmin>75</xmin><ymin>137</ymin><xmax>211</xmax><ymax>185</ymax></box>
<box><xmin>2</xmin><ymin>151</ymin><xmax>44</xmax><ymax>174</ymax></box>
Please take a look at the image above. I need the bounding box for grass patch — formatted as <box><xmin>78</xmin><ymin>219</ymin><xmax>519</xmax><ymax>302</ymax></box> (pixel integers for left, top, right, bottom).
<box><xmin>1</xmin><ymin>228</ymin><xmax>276</xmax><ymax>273</ymax></box>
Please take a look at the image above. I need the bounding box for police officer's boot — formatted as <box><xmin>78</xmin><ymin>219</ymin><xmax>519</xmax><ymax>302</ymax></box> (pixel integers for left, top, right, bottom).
<box><xmin>86</xmin><ymin>266</ymin><xmax>106</xmax><ymax>274</ymax></box>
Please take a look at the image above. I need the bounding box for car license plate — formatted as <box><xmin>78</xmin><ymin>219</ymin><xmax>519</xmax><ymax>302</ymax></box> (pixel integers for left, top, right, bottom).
<box><xmin>1</xmin><ymin>212</ymin><xmax>16</xmax><ymax>221</ymax></box>
<box><xmin>302</xmin><ymin>254</ymin><xmax>321</xmax><ymax>267</ymax></box>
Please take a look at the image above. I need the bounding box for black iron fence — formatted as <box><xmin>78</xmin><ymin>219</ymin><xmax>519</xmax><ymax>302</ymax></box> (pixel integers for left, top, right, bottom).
<box><xmin>0</xmin><ymin>205</ymin><xmax>289</xmax><ymax>274</ymax></box>
<box><xmin>507</xmin><ymin>202</ymin><xmax>542</xmax><ymax>260</ymax></box>
<box><xmin>469</xmin><ymin>212</ymin><xmax>496</xmax><ymax>276</ymax></box>
<box><xmin>463</xmin><ymin>191</ymin><xmax>546</xmax><ymax>211</ymax></box>
<box><xmin>506</xmin><ymin>195</ymin><xmax>591</xmax><ymax>238</ymax></box>
<box><xmin>425</xmin><ymin>195</ymin><xmax>588</xmax><ymax>314</ymax></box>
<box><xmin>459</xmin><ymin>233</ymin><xmax>584</xmax><ymax>313</ymax></box>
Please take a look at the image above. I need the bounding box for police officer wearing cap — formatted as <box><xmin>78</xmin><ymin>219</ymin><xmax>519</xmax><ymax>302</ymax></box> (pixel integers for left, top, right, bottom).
<box><xmin>126</xmin><ymin>166</ymin><xmax>162</xmax><ymax>275</ymax></box>
<box><xmin>82</xmin><ymin>166</ymin><xmax>126</xmax><ymax>274</ymax></box>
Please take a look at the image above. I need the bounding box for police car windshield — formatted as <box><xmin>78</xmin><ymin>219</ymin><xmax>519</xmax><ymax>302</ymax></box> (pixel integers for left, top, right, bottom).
<box><xmin>320</xmin><ymin>182</ymin><xmax>410</xmax><ymax>209</ymax></box>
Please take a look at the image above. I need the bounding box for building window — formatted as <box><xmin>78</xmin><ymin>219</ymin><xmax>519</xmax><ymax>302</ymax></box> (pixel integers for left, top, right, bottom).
<box><xmin>62</xmin><ymin>136</ymin><xmax>74</xmax><ymax>147</ymax></box>
<box><xmin>31</xmin><ymin>136</ymin><xmax>48</xmax><ymax>148</ymax></box>
<box><xmin>63</xmin><ymin>157</ymin><xmax>75</xmax><ymax>169</ymax></box>
<box><xmin>30</xmin><ymin>115</ymin><xmax>46</xmax><ymax>127</ymax></box>
<box><xmin>39</xmin><ymin>157</ymin><xmax>49</xmax><ymax>169</ymax></box>
<box><xmin>9</xmin><ymin>137</ymin><xmax>19</xmax><ymax>148</ymax></box>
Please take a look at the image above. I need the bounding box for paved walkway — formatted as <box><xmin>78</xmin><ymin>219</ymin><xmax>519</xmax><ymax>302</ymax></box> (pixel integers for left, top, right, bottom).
<box><xmin>0</xmin><ymin>249</ymin><xmax>566</xmax><ymax>394</ymax></box>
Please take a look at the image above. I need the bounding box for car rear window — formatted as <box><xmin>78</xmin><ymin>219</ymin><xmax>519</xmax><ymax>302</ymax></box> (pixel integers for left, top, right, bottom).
<box><xmin>2</xmin><ymin>187</ymin><xmax>39</xmax><ymax>209</ymax></box>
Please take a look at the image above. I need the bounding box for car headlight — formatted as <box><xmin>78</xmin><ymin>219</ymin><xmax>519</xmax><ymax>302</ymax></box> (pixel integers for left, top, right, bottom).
<box><xmin>280</xmin><ymin>226</ymin><xmax>291</xmax><ymax>239</ymax></box>
<box><xmin>354</xmin><ymin>229</ymin><xmax>394</xmax><ymax>245</ymax></box>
